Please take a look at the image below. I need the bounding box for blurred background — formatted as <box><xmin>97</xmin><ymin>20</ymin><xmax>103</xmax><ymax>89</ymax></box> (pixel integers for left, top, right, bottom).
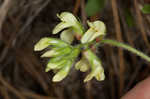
<box><xmin>0</xmin><ymin>0</ymin><xmax>150</xmax><ymax>99</ymax></box>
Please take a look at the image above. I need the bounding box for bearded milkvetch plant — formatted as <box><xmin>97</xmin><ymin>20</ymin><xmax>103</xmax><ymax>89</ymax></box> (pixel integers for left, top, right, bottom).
<box><xmin>34</xmin><ymin>12</ymin><xmax>150</xmax><ymax>82</ymax></box>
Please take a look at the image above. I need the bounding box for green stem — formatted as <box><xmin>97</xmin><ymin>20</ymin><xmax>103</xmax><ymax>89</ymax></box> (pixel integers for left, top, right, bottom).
<box><xmin>76</xmin><ymin>41</ymin><xmax>95</xmax><ymax>49</ymax></box>
<box><xmin>101</xmin><ymin>39</ymin><xmax>150</xmax><ymax>62</ymax></box>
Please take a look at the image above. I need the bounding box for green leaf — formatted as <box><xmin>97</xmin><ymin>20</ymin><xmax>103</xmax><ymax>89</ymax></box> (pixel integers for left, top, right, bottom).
<box><xmin>141</xmin><ymin>4</ymin><xmax>150</xmax><ymax>14</ymax></box>
<box><xmin>85</xmin><ymin>0</ymin><xmax>105</xmax><ymax>17</ymax></box>
<box><xmin>124</xmin><ymin>8</ymin><xmax>134</xmax><ymax>27</ymax></box>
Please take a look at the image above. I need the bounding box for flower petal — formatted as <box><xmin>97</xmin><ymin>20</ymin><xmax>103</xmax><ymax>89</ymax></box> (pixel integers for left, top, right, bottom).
<box><xmin>83</xmin><ymin>49</ymin><xmax>105</xmax><ymax>82</ymax></box>
<box><xmin>56</xmin><ymin>12</ymin><xmax>84</xmax><ymax>36</ymax></box>
<box><xmin>41</xmin><ymin>50</ymin><xmax>57</xmax><ymax>57</ymax></box>
<box><xmin>34</xmin><ymin>37</ymin><xmax>69</xmax><ymax>51</ymax></box>
<box><xmin>52</xmin><ymin>22</ymin><xmax>72</xmax><ymax>34</ymax></box>
<box><xmin>84</xmin><ymin>73</ymin><xmax>94</xmax><ymax>82</ymax></box>
<box><xmin>75</xmin><ymin>57</ymin><xmax>89</xmax><ymax>72</ymax></box>
<box><xmin>46</xmin><ymin>59</ymin><xmax>66</xmax><ymax>72</ymax></box>
<box><xmin>60</xmin><ymin>29</ymin><xmax>74</xmax><ymax>44</ymax></box>
<box><xmin>81</xmin><ymin>20</ymin><xmax>106</xmax><ymax>43</ymax></box>
<box><xmin>52</xmin><ymin>61</ymin><xmax>72</xmax><ymax>82</ymax></box>
<box><xmin>92</xmin><ymin>21</ymin><xmax>106</xmax><ymax>34</ymax></box>
<box><xmin>58</xmin><ymin>12</ymin><xmax>78</xmax><ymax>24</ymax></box>
<box><xmin>41</xmin><ymin>47</ymin><xmax>72</xmax><ymax>57</ymax></box>
<box><xmin>34</xmin><ymin>37</ymin><xmax>51</xmax><ymax>51</ymax></box>
<box><xmin>95</xmin><ymin>70</ymin><xmax>105</xmax><ymax>81</ymax></box>
<box><xmin>81</xmin><ymin>28</ymin><xmax>95</xmax><ymax>43</ymax></box>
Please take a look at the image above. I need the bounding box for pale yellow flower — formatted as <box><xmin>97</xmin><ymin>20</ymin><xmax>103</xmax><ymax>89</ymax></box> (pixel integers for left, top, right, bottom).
<box><xmin>81</xmin><ymin>20</ymin><xmax>106</xmax><ymax>43</ymax></box>
<box><xmin>52</xmin><ymin>12</ymin><xmax>84</xmax><ymax>43</ymax></box>
<box><xmin>83</xmin><ymin>49</ymin><xmax>105</xmax><ymax>82</ymax></box>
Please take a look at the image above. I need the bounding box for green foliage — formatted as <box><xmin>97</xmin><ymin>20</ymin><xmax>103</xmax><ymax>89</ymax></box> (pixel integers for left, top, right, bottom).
<box><xmin>85</xmin><ymin>0</ymin><xmax>105</xmax><ymax>17</ymax></box>
<box><xmin>141</xmin><ymin>4</ymin><xmax>150</xmax><ymax>14</ymax></box>
<box><xmin>34</xmin><ymin>12</ymin><xmax>150</xmax><ymax>82</ymax></box>
<box><xmin>124</xmin><ymin>8</ymin><xmax>135</xmax><ymax>27</ymax></box>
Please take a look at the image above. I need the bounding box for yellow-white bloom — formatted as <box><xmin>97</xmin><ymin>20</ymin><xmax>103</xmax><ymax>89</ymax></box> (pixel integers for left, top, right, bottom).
<box><xmin>52</xmin><ymin>12</ymin><xmax>84</xmax><ymax>44</ymax></box>
<box><xmin>75</xmin><ymin>57</ymin><xmax>90</xmax><ymax>72</ymax></box>
<box><xmin>34</xmin><ymin>37</ymin><xmax>51</xmax><ymax>51</ymax></box>
<box><xmin>83</xmin><ymin>49</ymin><xmax>105</xmax><ymax>82</ymax></box>
<box><xmin>81</xmin><ymin>20</ymin><xmax>106</xmax><ymax>43</ymax></box>
<box><xmin>52</xmin><ymin>61</ymin><xmax>72</xmax><ymax>82</ymax></box>
<box><xmin>60</xmin><ymin>29</ymin><xmax>74</xmax><ymax>44</ymax></box>
<box><xmin>34</xmin><ymin>37</ymin><xmax>68</xmax><ymax>51</ymax></box>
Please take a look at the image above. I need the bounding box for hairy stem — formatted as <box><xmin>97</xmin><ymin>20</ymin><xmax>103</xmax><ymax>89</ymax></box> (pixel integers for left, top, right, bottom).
<box><xmin>101</xmin><ymin>39</ymin><xmax>150</xmax><ymax>62</ymax></box>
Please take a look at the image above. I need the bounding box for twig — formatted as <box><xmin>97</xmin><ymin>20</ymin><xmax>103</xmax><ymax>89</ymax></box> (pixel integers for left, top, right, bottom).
<box><xmin>111</xmin><ymin>0</ymin><xmax>125</xmax><ymax>96</ymax></box>
<box><xmin>90</xmin><ymin>13</ymin><xmax>100</xmax><ymax>21</ymax></box>
<box><xmin>118</xmin><ymin>6</ymin><xmax>142</xmax><ymax>93</ymax></box>
<box><xmin>0</xmin><ymin>85</ymin><xmax>10</xmax><ymax>99</ymax></box>
<box><xmin>73</xmin><ymin>0</ymin><xmax>81</xmax><ymax>15</ymax></box>
<box><xmin>22</xmin><ymin>90</ymin><xmax>54</xmax><ymax>99</ymax></box>
<box><xmin>81</xmin><ymin>0</ymin><xmax>87</xmax><ymax>28</ymax></box>
<box><xmin>12</xmin><ymin>0</ymin><xmax>51</xmax><ymax>47</ymax></box>
<box><xmin>109</xmin><ymin>68</ymin><xmax>115</xmax><ymax>99</ymax></box>
<box><xmin>0</xmin><ymin>74</ymin><xmax>26</xmax><ymax>99</ymax></box>
<box><xmin>15</xmin><ymin>48</ymin><xmax>50</xmax><ymax>95</ymax></box>
<box><xmin>0</xmin><ymin>0</ymin><xmax>12</xmax><ymax>40</ymax></box>
<box><xmin>0</xmin><ymin>0</ymin><xmax>51</xmax><ymax>63</ymax></box>
<box><xmin>103</xmin><ymin>45</ymin><xmax>117</xmax><ymax>99</ymax></box>
<box><xmin>133</xmin><ymin>0</ymin><xmax>150</xmax><ymax>50</ymax></box>
<box><xmin>118</xmin><ymin>5</ymin><xmax>137</xmax><ymax>66</ymax></box>
<box><xmin>80</xmin><ymin>0</ymin><xmax>92</xmax><ymax>99</ymax></box>
<box><xmin>125</xmin><ymin>62</ymin><xmax>142</xmax><ymax>91</ymax></box>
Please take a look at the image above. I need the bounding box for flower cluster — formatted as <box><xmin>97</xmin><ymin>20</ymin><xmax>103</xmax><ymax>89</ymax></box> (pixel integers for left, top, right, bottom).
<box><xmin>34</xmin><ymin>12</ymin><xmax>106</xmax><ymax>82</ymax></box>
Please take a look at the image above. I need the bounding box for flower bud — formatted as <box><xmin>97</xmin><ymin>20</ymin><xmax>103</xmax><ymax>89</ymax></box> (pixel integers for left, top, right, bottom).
<box><xmin>34</xmin><ymin>37</ymin><xmax>69</xmax><ymax>51</ymax></box>
<box><xmin>41</xmin><ymin>46</ymin><xmax>72</xmax><ymax>57</ymax></box>
<box><xmin>46</xmin><ymin>59</ymin><xmax>66</xmax><ymax>72</ymax></box>
<box><xmin>52</xmin><ymin>61</ymin><xmax>72</xmax><ymax>82</ymax></box>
